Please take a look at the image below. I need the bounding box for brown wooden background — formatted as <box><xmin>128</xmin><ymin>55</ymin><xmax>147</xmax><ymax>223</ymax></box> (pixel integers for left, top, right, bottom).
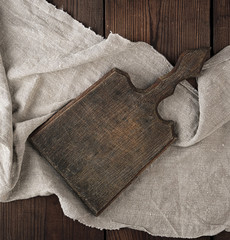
<box><xmin>0</xmin><ymin>0</ymin><xmax>230</xmax><ymax>239</ymax></box>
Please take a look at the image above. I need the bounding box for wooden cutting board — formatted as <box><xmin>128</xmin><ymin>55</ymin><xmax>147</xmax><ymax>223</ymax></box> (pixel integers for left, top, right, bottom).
<box><xmin>29</xmin><ymin>48</ymin><xmax>209</xmax><ymax>216</ymax></box>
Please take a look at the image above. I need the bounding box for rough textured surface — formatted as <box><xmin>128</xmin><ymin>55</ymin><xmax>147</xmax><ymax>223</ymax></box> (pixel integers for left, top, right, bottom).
<box><xmin>0</xmin><ymin>0</ymin><xmax>230</xmax><ymax>239</ymax></box>
<box><xmin>29</xmin><ymin>49</ymin><xmax>208</xmax><ymax>215</ymax></box>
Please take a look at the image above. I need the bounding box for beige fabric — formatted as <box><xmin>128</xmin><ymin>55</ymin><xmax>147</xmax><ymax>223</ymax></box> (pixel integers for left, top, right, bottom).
<box><xmin>0</xmin><ymin>0</ymin><xmax>230</xmax><ymax>238</ymax></box>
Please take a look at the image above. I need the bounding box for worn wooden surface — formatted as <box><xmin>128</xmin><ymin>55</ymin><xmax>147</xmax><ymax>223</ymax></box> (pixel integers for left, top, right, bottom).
<box><xmin>106</xmin><ymin>229</ymin><xmax>212</xmax><ymax>240</ymax></box>
<box><xmin>213</xmin><ymin>0</ymin><xmax>230</xmax><ymax>54</ymax></box>
<box><xmin>29</xmin><ymin>49</ymin><xmax>208</xmax><ymax>216</ymax></box>
<box><xmin>0</xmin><ymin>0</ymin><xmax>230</xmax><ymax>239</ymax></box>
<box><xmin>0</xmin><ymin>195</ymin><xmax>105</xmax><ymax>240</ymax></box>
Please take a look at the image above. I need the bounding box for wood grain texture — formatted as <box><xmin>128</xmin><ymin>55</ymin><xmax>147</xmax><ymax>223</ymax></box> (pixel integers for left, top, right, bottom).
<box><xmin>105</xmin><ymin>0</ymin><xmax>210</xmax><ymax>64</ymax></box>
<box><xmin>105</xmin><ymin>0</ymin><xmax>211</xmax><ymax>239</ymax></box>
<box><xmin>48</xmin><ymin>0</ymin><xmax>104</xmax><ymax>36</ymax></box>
<box><xmin>105</xmin><ymin>0</ymin><xmax>210</xmax><ymax>88</ymax></box>
<box><xmin>0</xmin><ymin>196</ymin><xmax>104</xmax><ymax>240</ymax></box>
<box><xmin>213</xmin><ymin>0</ymin><xmax>230</xmax><ymax>54</ymax></box>
<box><xmin>0</xmin><ymin>197</ymin><xmax>46</xmax><ymax>240</ymax></box>
<box><xmin>45</xmin><ymin>195</ymin><xmax>104</xmax><ymax>240</ymax></box>
<box><xmin>1</xmin><ymin>0</ymin><xmax>230</xmax><ymax>239</ymax></box>
<box><xmin>106</xmin><ymin>228</ymin><xmax>211</xmax><ymax>240</ymax></box>
<box><xmin>29</xmin><ymin>48</ymin><xmax>208</xmax><ymax>216</ymax></box>
<box><xmin>0</xmin><ymin>0</ymin><xmax>105</xmax><ymax>240</ymax></box>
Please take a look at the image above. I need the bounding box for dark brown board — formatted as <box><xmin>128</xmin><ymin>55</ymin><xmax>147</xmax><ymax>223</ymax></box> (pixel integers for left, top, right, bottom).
<box><xmin>106</xmin><ymin>228</ymin><xmax>211</xmax><ymax>240</ymax></box>
<box><xmin>47</xmin><ymin>0</ymin><xmax>104</xmax><ymax>35</ymax></box>
<box><xmin>0</xmin><ymin>195</ymin><xmax>104</xmax><ymax>240</ymax></box>
<box><xmin>105</xmin><ymin>0</ymin><xmax>211</xmax><ymax>239</ymax></box>
<box><xmin>0</xmin><ymin>1</ymin><xmax>105</xmax><ymax>240</ymax></box>
<box><xmin>105</xmin><ymin>0</ymin><xmax>210</xmax><ymax>65</ymax></box>
<box><xmin>105</xmin><ymin>0</ymin><xmax>210</xmax><ymax>88</ymax></box>
<box><xmin>213</xmin><ymin>231</ymin><xmax>230</xmax><ymax>240</ymax></box>
<box><xmin>1</xmin><ymin>0</ymin><xmax>230</xmax><ymax>239</ymax></box>
<box><xmin>213</xmin><ymin>0</ymin><xmax>230</xmax><ymax>54</ymax></box>
<box><xmin>29</xmin><ymin>49</ymin><xmax>208</xmax><ymax>216</ymax></box>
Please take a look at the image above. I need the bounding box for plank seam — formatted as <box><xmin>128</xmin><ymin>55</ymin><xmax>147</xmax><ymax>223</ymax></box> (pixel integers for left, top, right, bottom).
<box><xmin>210</xmin><ymin>0</ymin><xmax>214</xmax><ymax>56</ymax></box>
<box><xmin>103</xmin><ymin>0</ymin><xmax>105</xmax><ymax>37</ymax></box>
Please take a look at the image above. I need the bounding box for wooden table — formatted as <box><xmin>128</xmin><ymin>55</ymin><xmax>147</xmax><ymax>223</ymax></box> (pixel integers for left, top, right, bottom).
<box><xmin>1</xmin><ymin>0</ymin><xmax>230</xmax><ymax>239</ymax></box>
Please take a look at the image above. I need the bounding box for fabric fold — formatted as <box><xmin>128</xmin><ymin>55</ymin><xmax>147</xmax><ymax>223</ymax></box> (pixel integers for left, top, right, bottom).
<box><xmin>158</xmin><ymin>46</ymin><xmax>230</xmax><ymax>147</ymax></box>
<box><xmin>0</xmin><ymin>54</ymin><xmax>14</xmax><ymax>197</ymax></box>
<box><xmin>0</xmin><ymin>0</ymin><xmax>230</xmax><ymax>238</ymax></box>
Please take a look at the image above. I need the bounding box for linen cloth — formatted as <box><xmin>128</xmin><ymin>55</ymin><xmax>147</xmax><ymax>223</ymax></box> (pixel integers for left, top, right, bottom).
<box><xmin>0</xmin><ymin>0</ymin><xmax>230</xmax><ymax>238</ymax></box>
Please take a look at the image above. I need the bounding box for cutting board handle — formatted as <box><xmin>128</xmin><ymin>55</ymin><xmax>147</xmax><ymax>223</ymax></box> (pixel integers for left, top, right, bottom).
<box><xmin>146</xmin><ymin>48</ymin><xmax>210</xmax><ymax>102</ymax></box>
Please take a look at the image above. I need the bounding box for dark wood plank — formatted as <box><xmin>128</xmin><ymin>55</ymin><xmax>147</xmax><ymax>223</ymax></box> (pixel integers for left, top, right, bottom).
<box><xmin>2</xmin><ymin>0</ymin><xmax>226</xmax><ymax>240</ymax></box>
<box><xmin>45</xmin><ymin>195</ymin><xmax>104</xmax><ymax>240</ymax></box>
<box><xmin>213</xmin><ymin>0</ymin><xmax>230</xmax><ymax>54</ymax></box>
<box><xmin>44</xmin><ymin>195</ymin><xmax>63</xmax><ymax>240</ymax></box>
<box><xmin>105</xmin><ymin>0</ymin><xmax>210</xmax><ymax>65</ymax></box>
<box><xmin>107</xmin><ymin>228</ymin><xmax>211</xmax><ymax>240</ymax></box>
<box><xmin>0</xmin><ymin>197</ymin><xmax>46</xmax><ymax>240</ymax></box>
<box><xmin>44</xmin><ymin>0</ymin><xmax>105</xmax><ymax>238</ymax></box>
<box><xmin>105</xmin><ymin>0</ymin><xmax>211</xmax><ymax>239</ymax></box>
<box><xmin>0</xmin><ymin>0</ymin><xmax>105</xmax><ymax>240</ymax></box>
<box><xmin>47</xmin><ymin>0</ymin><xmax>104</xmax><ymax>36</ymax></box>
<box><xmin>0</xmin><ymin>196</ymin><xmax>104</xmax><ymax>240</ymax></box>
<box><xmin>29</xmin><ymin>49</ymin><xmax>208</xmax><ymax>216</ymax></box>
<box><xmin>213</xmin><ymin>231</ymin><xmax>230</xmax><ymax>240</ymax></box>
